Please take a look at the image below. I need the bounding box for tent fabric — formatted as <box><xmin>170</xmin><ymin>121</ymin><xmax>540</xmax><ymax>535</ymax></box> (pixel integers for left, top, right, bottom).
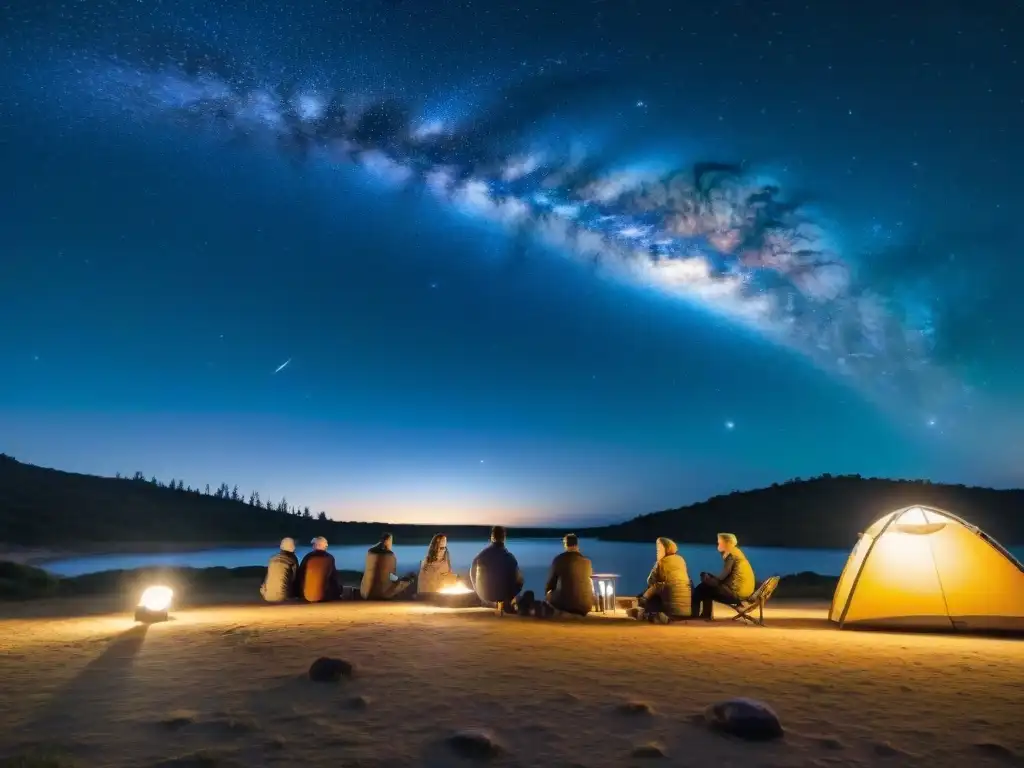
<box><xmin>829</xmin><ymin>505</ymin><xmax>1024</xmax><ymax>631</ymax></box>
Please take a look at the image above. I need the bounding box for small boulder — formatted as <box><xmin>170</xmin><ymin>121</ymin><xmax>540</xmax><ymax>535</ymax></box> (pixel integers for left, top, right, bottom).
<box><xmin>308</xmin><ymin>657</ymin><xmax>353</xmax><ymax>683</ymax></box>
<box><xmin>447</xmin><ymin>729</ymin><xmax>503</xmax><ymax>760</ymax></box>
<box><xmin>348</xmin><ymin>695</ymin><xmax>371</xmax><ymax>710</ymax></box>
<box><xmin>705</xmin><ymin>698</ymin><xmax>783</xmax><ymax>741</ymax></box>
<box><xmin>160</xmin><ymin>710</ymin><xmax>197</xmax><ymax>730</ymax></box>
<box><xmin>616</xmin><ymin>701</ymin><xmax>654</xmax><ymax>716</ymax></box>
<box><xmin>631</xmin><ymin>742</ymin><xmax>665</xmax><ymax>759</ymax></box>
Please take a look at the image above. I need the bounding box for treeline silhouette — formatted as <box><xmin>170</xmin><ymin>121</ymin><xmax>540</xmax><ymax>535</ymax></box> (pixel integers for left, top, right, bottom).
<box><xmin>113</xmin><ymin>471</ymin><xmax>330</xmax><ymax>522</ymax></box>
<box><xmin>590</xmin><ymin>473</ymin><xmax>1024</xmax><ymax>549</ymax></box>
<box><xmin>2</xmin><ymin>455</ymin><xmax>1022</xmax><ymax>550</ymax></box>
<box><xmin>0</xmin><ymin>454</ymin><xmax>558</xmax><ymax>547</ymax></box>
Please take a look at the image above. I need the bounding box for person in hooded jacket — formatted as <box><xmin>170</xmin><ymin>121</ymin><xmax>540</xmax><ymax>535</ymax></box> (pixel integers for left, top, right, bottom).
<box><xmin>470</xmin><ymin>525</ymin><xmax>524</xmax><ymax>613</ymax></box>
<box><xmin>360</xmin><ymin>532</ymin><xmax>415</xmax><ymax>600</ymax></box>
<box><xmin>298</xmin><ymin>536</ymin><xmax>341</xmax><ymax>602</ymax></box>
<box><xmin>633</xmin><ymin>537</ymin><xmax>692</xmax><ymax>622</ymax></box>
<box><xmin>260</xmin><ymin>537</ymin><xmax>299</xmax><ymax>602</ymax></box>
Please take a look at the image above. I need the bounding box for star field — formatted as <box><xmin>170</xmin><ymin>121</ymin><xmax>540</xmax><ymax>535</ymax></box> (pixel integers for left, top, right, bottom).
<box><xmin>0</xmin><ymin>0</ymin><xmax>1022</xmax><ymax>524</ymax></box>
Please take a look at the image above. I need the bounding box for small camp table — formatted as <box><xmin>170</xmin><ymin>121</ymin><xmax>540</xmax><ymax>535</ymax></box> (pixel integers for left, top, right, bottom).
<box><xmin>591</xmin><ymin>573</ymin><xmax>620</xmax><ymax>613</ymax></box>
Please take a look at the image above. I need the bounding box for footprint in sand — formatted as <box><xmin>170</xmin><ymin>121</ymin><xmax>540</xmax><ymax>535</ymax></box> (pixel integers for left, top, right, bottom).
<box><xmin>154</xmin><ymin>751</ymin><xmax>235</xmax><ymax>768</ymax></box>
<box><xmin>200</xmin><ymin>715</ymin><xmax>257</xmax><ymax>736</ymax></box>
<box><xmin>812</xmin><ymin>736</ymin><xmax>845</xmax><ymax>751</ymax></box>
<box><xmin>972</xmin><ymin>741</ymin><xmax>1020</xmax><ymax>761</ymax></box>
<box><xmin>615</xmin><ymin>701</ymin><xmax>654</xmax><ymax>716</ymax></box>
<box><xmin>873</xmin><ymin>741</ymin><xmax>912</xmax><ymax>758</ymax></box>
<box><xmin>159</xmin><ymin>711</ymin><xmax>198</xmax><ymax>730</ymax></box>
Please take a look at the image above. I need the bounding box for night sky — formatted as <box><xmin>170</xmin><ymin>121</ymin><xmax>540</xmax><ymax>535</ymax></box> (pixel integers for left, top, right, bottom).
<box><xmin>1</xmin><ymin>1</ymin><xmax>1022</xmax><ymax>525</ymax></box>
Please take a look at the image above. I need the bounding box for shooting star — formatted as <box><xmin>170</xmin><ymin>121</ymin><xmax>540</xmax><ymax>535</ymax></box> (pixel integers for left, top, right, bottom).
<box><xmin>273</xmin><ymin>358</ymin><xmax>292</xmax><ymax>374</ymax></box>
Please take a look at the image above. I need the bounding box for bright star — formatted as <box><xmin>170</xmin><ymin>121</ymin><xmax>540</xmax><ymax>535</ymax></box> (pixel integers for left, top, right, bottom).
<box><xmin>725</xmin><ymin>420</ymin><xmax>735</xmax><ymax>430</ymax></box>
<box><xmin>926</xmin><ymin>417</ymin><xmax>936</xmax><ymax>427</ymax></box>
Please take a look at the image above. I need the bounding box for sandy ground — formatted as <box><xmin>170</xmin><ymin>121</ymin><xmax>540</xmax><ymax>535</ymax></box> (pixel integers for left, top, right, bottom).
<box><xmin>0</xmin><ymin>598</ymin><xmax>1022</xmax><ymax>768</ymax></box>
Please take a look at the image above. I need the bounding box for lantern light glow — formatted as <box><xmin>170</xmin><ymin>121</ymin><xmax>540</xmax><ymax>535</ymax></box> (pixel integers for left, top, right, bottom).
<box><xmin>139</xmin><ymin>586</ymin><xmax>173</xmax><ymax>611</ymax></box>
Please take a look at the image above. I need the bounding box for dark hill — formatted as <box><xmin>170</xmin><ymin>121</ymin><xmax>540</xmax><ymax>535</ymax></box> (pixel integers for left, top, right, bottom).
<box><xmin>0</xmin><ymin>454</ymin><xmax>559</xmax><ymax>547</ymax></box>
<box><xmin>3</xmin><ymin>455</ymin><xmax>1023</xmax><ymax>552</ymax></box>
<box><xmin>593</xmin><ymin>474</ymin><xmax>1024</xmax><ymax>549</ymax></box>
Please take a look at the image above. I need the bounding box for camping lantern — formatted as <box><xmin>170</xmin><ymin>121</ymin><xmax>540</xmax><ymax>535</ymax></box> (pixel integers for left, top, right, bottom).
<box><xmin>135</xmin><ymin>585</ymin><xmax>173</xmax><ymax>623</ymax></box>
<box><xmin>434</xmin><ymin>580</ymin><xmax>478</xmax><ymax>608</ymax></box>
<box><xmin>592</xmin><ymin>573</ymin><xmax>619</xmax><ymax>613</ymax></box>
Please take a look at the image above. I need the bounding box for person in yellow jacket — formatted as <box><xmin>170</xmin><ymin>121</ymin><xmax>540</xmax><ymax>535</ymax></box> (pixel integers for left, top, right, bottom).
<box><xmin>692</xmin><ymin>533</ymin><xmax>755</xmax><ymax>620</ymax></box>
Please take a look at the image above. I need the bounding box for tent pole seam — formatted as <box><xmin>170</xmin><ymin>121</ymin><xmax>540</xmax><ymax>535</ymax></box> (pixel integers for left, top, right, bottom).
<box><xmin>838</xmin><ymin>508</ymin><xmax>902</xmax><ymax>627</ymax></box>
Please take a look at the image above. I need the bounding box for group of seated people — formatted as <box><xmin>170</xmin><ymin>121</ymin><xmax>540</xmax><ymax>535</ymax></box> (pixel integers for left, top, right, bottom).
<box><xmin>632</xmin><ymin>533</ymin><xmax>755</xmax><ymax>622</ymax></box>
<box><xmin>259</xmin><ymin>525</ymin><xmax>756</xmax><ymax>622</ymax></box>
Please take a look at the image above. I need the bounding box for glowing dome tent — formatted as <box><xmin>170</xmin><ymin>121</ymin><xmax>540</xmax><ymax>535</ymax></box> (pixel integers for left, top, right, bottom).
<box><xmin>829</xmin><ymin>505</ymin><xmax>1024</xmax><ymax>631</ymax></box>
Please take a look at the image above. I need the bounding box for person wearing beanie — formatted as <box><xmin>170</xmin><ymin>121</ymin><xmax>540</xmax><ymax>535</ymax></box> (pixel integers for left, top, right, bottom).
<box><xmin>298</xmin><ymin>535</ymin><xmax>341</xmax><ymax>602</ymax></box>
<box><xmin>260</xmin><ymin>537</ymin><xmax>299</xmax><ymax>602</ymax></box>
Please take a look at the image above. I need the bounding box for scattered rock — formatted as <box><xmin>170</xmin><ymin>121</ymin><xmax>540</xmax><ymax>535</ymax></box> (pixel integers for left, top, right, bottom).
<box><xmin>705</xmin><ymin>698</ymin><xmax>783</xmax><ymax>741</ymax></box>
<box><xmin>308</xmin><ymin>657</ymin><xmax>354</xmax><ymax>683</ymax></box>
<box><xmin>447</xmin><ymin>729</ymin><xmax>503</xmax><ymax>760</ymax></box>
<box><xmin>348</xmin><ymin>695</ymin><xmax>371</xmax><ymax>710</ymax></box>
<box><xmin>160</xmin><ymin>711</ymin><xmax>197</xmax><ymax>730</ymax></box>
<box><xmin>616</xmin><ymin>701</ymin><xmax>654</xmax><ymax>716</ymax></box>
<box><xmin>872</xmin><ymin>741</ymin><xmax>908</xmax><ymax>757</ymax></box>
<box><xmin>631</xmin><ymin>742</ymin><xmax>666</xmax><ymax>759</ymax></box>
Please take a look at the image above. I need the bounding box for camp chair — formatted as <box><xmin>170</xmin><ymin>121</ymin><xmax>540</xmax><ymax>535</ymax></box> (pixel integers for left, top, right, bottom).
<box><xmin>728</xmin><ymin>575</ymin><xmax>780</xmax><ymax>627</ymax></box>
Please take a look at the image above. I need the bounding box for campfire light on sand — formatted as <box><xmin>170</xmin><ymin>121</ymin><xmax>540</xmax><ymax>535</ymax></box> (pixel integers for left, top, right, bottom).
<box><xmin>439</xmin><ymin>581</ymin><xmax>473</xmax><ymax>595</ymax></box>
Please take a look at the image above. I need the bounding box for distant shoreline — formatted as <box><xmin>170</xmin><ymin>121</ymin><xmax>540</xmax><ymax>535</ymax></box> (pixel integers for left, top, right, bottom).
<box><xmin>0</xmin><ymin>542</ymin><xmax>290</xmax><ymax>567</ymax></box>
<box><xmin>1</xmin><ymin>536</ymin><xmax>861</xmax><ymax>570</ymax></box>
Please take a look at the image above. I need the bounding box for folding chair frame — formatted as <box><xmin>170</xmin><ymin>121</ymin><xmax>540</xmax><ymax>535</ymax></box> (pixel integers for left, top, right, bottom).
<box><xmin>728</xmin><ymin>575</ymin><xmax>780</xmax><ymax>627</ymax></box>
<box><xmin>730</xmin><ymin>600</ymin><xmax>766</xmax><ymax>626</ymax></box>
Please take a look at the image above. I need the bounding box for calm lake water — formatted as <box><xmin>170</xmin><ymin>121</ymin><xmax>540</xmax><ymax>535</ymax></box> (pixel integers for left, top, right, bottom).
<box><xmin>46</xmin><ymin>538</ymin><xmax>857</xmax><ymax>595</ymax></box>
<box><xmin>45</xmin><ymin>538</ymin><xmax>1024</xmax><ymax>596</ymax></box>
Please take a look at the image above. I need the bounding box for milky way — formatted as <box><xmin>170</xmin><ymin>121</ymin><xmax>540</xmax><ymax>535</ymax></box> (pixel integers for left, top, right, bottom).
<box><xmin>60</xmin><ymin>54</ymin><xmax>962</xmax><ymax>419</ymax></box>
